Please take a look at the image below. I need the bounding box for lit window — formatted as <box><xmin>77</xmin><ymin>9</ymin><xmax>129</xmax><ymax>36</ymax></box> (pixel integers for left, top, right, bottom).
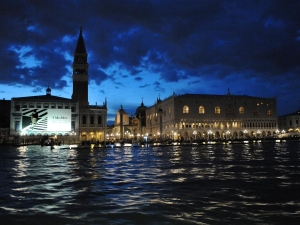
<box><xmin>239</xmin><ymin>107</ymin><xmax>244</xmax><ymax>114</ymax></box>
<box><xmin>199</xmin><ymin>106</ymin><xmax>205</xmax><ymax>114</ymax></box>
<box><xmin>183</xmin><ymin>105</ymin><xmax>189</xmax><ymax>113</ymax></box>
<box><xmin>215</xmin><ymin>106</ymin><xmax>220</xmax><ymax>114</ymax></box>
<box><xmin>267</xmin><ymin>110</ymin><xmax>272</xmax><ymax>116</ymax></box>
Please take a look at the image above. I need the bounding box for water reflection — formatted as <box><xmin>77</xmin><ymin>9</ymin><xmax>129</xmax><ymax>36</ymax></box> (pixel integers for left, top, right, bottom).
<box><xmin>0</xmin><ymin>142</ymin><xmax>300</xmax><ymax>224</ymax></box>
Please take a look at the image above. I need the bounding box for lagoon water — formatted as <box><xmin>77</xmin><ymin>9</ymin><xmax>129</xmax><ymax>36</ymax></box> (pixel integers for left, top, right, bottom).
<box><xmin>0</xmin><ymin>142</ymin><xmax>300</xmax><ymax>224</ymax></box>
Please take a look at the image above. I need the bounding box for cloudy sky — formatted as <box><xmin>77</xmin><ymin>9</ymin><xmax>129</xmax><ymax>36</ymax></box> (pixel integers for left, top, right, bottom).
<box><xmin>1</xmin><ymin>0</ymin><xmax>300</xmax><ymax>123</ymax></box>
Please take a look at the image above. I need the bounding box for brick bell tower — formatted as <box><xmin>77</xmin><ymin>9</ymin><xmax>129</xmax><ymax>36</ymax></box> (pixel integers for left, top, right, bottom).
<box><xmin>72</xmin><ymin>27</ymin><xmax>89</xmax><ymax>107</ymax></box>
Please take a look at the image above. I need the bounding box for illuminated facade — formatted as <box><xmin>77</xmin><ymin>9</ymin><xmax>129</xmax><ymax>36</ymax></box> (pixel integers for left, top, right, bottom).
<box><xmin>109</xmin><ymin>104</ymin><xmax>147</xmax><ymax>141</ymax></box>
<box><xmin>79</xmin><ymin>104</ymin><xmax>107</xmax><ymax>142</ymax></box>
<box><xmin>278</xmin><ymin>110</ymin><xmax>300</xmax><ymax>136</ymax></box>
<box><xmin>10</xmin><ymin>87</ymin><xmax>79</xmax><ymax>136</ymax></box>
<box><xmin>146</xmin><ymin>91</ymin><xmax>278</xmax><ymax>140</ymax></box>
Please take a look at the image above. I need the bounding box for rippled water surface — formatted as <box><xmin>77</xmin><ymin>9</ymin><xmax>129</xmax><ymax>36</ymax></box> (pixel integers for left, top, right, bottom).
<box><xmin>1</xmin><ymin>142</ymin><xmax>300</xmax><ymax>224</ymax></box>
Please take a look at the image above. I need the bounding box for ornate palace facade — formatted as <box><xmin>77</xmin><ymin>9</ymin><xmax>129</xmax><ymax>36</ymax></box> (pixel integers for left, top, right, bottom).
<box><xmin>146</xmin><ymin>91</ymin><xmax>278</xmax><ymax>141</ymax></box>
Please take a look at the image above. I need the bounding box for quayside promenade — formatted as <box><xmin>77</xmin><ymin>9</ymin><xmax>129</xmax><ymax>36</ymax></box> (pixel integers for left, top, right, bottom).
<box><xmin>1</xmin><ymin>136</ymin><xmax>300</xmax><ymax>148</ymax></box>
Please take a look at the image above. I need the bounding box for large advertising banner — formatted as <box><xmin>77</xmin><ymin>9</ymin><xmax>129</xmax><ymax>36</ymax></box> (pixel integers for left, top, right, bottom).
<box><xmin>47</xmin><ymin>109</ymin><xmax>71</xmax><ymax>131</ymax></box>
<box><xmin>21</xmin><ymin>108</ymin><xmax>71</xmax><ymax>135</ymax></box>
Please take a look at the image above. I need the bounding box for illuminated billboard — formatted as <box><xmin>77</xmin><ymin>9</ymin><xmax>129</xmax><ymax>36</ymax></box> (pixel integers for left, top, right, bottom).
<box><xmin>21</xmin><ymin>108</ymin><xmax>71</xmax><ymax>135</ymax></box>
<box><xmin>47</xmin><ymin>109</ymin><xmax>71</xmax><ymax>131</ymax></box>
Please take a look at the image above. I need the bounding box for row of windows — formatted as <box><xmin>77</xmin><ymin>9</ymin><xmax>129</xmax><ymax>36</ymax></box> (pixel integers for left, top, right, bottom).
<box><xmin>163</xmin><ymin>121</ymin><xmax>277</xmax><ymax>130</ymax></box>
<box><xmin>182</xmin><ymin>105</ymin><xmax>272</xmax><ymax>116</ymax></box>
<box><xmin>15</xmin><ymin>104</ymin><xmax>76</xmax><ymax>112</ymax></box>
<box><xmin>81</xmin><ymin>115</ymin><xmax>102</xmax><ymax>125</ymax></box>
<box><xmin>74</xmin><ymin>68</ymin><xmax>87</xmax><ymax>74</ymax></box>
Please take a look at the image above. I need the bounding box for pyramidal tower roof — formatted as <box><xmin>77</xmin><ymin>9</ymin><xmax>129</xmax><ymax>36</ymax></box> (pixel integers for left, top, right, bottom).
<box><xmin>75</xmin><ymin>27</ymin><xmax>87</xmax><ymax>54</ymax></box>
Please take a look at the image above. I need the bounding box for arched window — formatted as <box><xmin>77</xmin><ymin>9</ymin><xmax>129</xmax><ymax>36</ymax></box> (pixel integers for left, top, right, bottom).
<box><xmin>98</xmin><ymin>115</ymin><xmax>102</xmax><ymax>124</ymax></box>
<box><xmin>199</xmin><ymin>106</ymin><xmax>205</xmax><ymax>114</ymax></box>
<box><xmin>183</xmin><ymin>105</ymin><xmax>189</xmax><ymax>113</ymax></box>
<box><xmin>82</xmin><ymin>115</ymin><xmax>86</xmax><ymax>124</ymax></box>
<box><xmin>239</xmin><ymin>107</ymin><xmax>244</xmax><ymax>114</ymax></box>
<box><xmin>215</xmin><ymin>106</ymin><xmax>220</xmax><ymax>114</ymax></box>
<box><xmin>90</xmin><ymin>115</ymin><xmax>94</xmax><ymax>124</ymax></box>
<box><xmin>267</xmin><ymin>110</ymin><xmax>272</xmax><ymax>116</ymax></box>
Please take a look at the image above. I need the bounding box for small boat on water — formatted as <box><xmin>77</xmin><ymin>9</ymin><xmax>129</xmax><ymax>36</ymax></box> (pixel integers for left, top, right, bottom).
<box><xmin>132</xmin><ymin>142</ymin><xmax>140</xmax><ymax>147</ymax></box>
<box><xmin>105</xmin><ymin>142</ymin><xmax>122</xmax><ymax>148</ymax></box>
<box><xmin>123</xmin><ymin>142</ymin><xmax>132</xmax><ymax>147</ymax></box>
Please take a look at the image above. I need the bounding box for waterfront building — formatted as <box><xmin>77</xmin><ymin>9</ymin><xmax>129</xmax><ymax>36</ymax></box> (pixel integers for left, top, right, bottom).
<box><xmin>10</xmin><ymin>87</ymin><xmax>79</xmax><ymax>137</ymax></box>
<box><xmin>135</xmin><ymin>101</ymin><xmax>147</xmax><ymax>127</ymax></box>
<box><xmin>0</xmin><ymin>98</ymin><xmax>11</xmax><ymax>140</ymax></box>
<box><xmin>145</xmin><ymin>91</ymin><xmax>278</xmax><ymax>141</ymax></box>
<box><xmin>8</xmin><ymin>28</ymin><xmax>107</xmax><ymax>142</ymax></box>
<box><xmin>110</xmin><ymin>103</ymin><xmax>147</xmax><ymax>142</ymax></box>
<box><xmin>278</xmin><ymin>110</ymin><xmax>300</xmax><ymax>137</ymax></box>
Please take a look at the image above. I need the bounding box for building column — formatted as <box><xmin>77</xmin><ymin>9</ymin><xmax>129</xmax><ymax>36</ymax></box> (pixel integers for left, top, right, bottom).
<box><xmin>158</xmin><ymin>108</ymin><xmax>163</xmax><ymax>141</ymax></box>
<box><xmin>119</xmin><ymin>105</ymin><xmax>125</xmax><ymax>140</ymax></box>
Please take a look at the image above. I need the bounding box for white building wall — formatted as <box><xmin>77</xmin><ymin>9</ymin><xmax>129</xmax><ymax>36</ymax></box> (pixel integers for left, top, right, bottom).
<box><xmin>10</xmin><ymin>97</ymin><xmax>80</xmax><ymax>137</ymax></box>
<box><xmin>146</xmin><ymin>94</ymin><xmax>278</xmax><ymax>140</ymax></box>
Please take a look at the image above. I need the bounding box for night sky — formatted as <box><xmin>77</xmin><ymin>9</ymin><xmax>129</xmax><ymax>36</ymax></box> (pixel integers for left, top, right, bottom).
<box><xmin>1</xmin><ymin>0</ymin><xmax>300</xmax><ymax>123</ymax></box>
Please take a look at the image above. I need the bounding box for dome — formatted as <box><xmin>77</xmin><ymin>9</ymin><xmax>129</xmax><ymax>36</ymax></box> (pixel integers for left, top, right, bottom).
<box><xmin>46</xmin><ymin>86</ymin><xmax>51</xmax><ymax>95</ymax></box>
<box><xmin>135</xmin><ymin>101</ymin><xmax>147</xmax><ymax>119</ymax></box>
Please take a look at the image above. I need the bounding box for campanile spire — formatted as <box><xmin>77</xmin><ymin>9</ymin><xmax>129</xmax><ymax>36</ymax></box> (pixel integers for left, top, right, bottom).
<box><xmin>72</xmin><ymin>27</ymin><xmax>89</xmax><ymax>106</ymax></box>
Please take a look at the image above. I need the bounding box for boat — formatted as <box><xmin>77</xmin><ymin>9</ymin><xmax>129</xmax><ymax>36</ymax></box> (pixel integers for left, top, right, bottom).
<box><xmin>132</xmin><ymin>142</ymin><xmax>140</xmax><ymax>147</ymax></box>
<box><xmin>123</xmin><ymin>142</ymin><xmax>132</xmax><ymax>147</ymax></box>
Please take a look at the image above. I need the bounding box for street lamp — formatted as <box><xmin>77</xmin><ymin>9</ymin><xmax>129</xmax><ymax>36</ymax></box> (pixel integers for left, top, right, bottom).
<box><xmin>193</xmin><ymin>131</ymin><xmax>197</xmax><ymax>140</ymax></box>
<box><xmin>226</xmin><ymin>131</ymin><xmax>230</xmax><ymax>140</ymax></box>
<box><xmin>125</xmin><ymin>131</ymin><xmax>130</xmax><ymax>140</ymax></box>
<box><xmin>257</xmin><ymin>130</ymin><xmax>261</xmax><ymax>138</ymax></box>
<box><xmin>157</xmin><ymin>132</ymin><xmax>160</xmax><ymax>141</ymax></box>
<box><xmin>144</xmin><ymin>133</ymin><xmax>148</xmax><ymax>146</ymax></box>
<box><xmin>244</xmin><ymin>130</ymin><xmax>248</xmax><ymax>139</ymax></box>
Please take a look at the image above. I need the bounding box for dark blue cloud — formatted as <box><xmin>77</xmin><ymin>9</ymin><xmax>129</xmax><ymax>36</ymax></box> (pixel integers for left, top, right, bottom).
<box><xmin>0</xmin><ymin>0</ymin><xmax>300</xmax><ymax>116</ymax></box>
